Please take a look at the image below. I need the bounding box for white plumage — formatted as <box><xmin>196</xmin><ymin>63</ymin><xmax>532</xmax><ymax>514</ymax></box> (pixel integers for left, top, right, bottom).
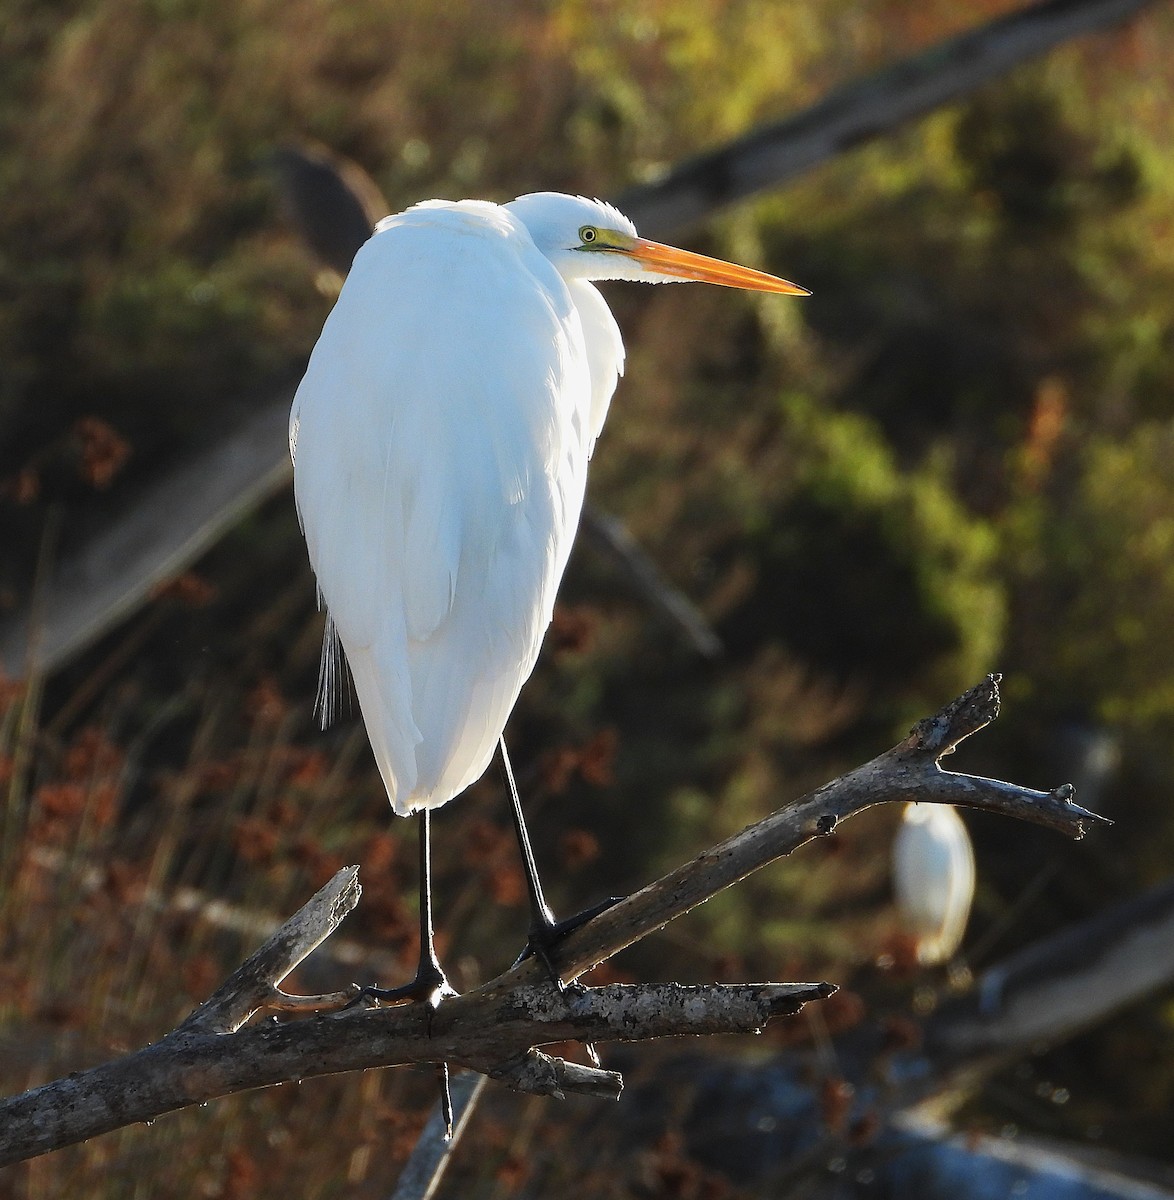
<box><xmin>290</xmin><ymin>191</ymin><xmax>807</xmax><ymax>819</ymax></box>
<box><xmin>893</xmin><ymin>802</ymin><xmax>976</xmax><ymax>965</ymax></box>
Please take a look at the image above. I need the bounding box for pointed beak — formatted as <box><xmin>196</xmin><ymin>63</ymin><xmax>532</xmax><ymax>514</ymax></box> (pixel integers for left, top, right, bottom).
<box><xmin>628</xmin><ymin>237</ymin><xmax>810</xmax><ymax>295</ymax></box>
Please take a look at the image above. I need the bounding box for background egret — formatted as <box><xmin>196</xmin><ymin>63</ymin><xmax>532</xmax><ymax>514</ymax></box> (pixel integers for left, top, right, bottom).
<box><xmin>290</xmin><ymin>192</ymin><xmax>808</xmax><ymax>1001</ymax></box>
<box><xmin>892</xmin><ymin>802</ymin><xmax>977</xmax><ymax>966</ymax></box>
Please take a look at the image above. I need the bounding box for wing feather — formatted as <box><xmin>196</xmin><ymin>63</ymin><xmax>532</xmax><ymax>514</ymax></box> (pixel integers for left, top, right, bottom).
<box><xmin>291</xmin><ymin>201</ymin><xmax>593</xmax><ymax>814</ymax></box>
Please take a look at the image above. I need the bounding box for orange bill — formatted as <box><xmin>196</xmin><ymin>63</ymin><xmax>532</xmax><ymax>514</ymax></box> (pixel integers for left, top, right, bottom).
<box><xmin>629</xmin><ymin>237</ymin><xmax>810</xmax><ymax>295</ymax></box>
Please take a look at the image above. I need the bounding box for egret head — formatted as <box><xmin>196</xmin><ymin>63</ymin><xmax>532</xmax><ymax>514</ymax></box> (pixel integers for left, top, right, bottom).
<box><xmin>506</xmin><ymin>192</ymin><xmax>809</xmax><ymax>295</ymax></box>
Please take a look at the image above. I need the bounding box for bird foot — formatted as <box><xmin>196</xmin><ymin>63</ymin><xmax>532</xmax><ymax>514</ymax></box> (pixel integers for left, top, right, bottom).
<box><xmin>342</xmin><ymin>976</ymin><xmax>457</xmax><ymax>1139</ymax></box>
<box><xmin>344</xmin><ymin>960</ymin><xmax>457</xmax><ymax>1011</ymax></box>
<box><xmin>514</xmin><ymin>895</ymin><xmax>626</xmax><ymax>980</ymax></box>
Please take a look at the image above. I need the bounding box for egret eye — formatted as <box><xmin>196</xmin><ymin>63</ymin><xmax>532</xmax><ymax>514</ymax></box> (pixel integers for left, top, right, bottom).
<box><xmin>579</xmin><ymin>226</ymin><xmax>598</xmax><ymax>245</ymax></box>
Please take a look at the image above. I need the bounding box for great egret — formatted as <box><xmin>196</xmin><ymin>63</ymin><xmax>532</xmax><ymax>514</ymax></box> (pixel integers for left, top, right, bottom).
<box><xmin>892</xmin><ymin>802</ymin><xmax>976</xmax><ymax>966</ymax></box>
<box><xmin>290</xmin><ymin>192</ymin><xmax>808</xmax><ymax>1004</ymax></box>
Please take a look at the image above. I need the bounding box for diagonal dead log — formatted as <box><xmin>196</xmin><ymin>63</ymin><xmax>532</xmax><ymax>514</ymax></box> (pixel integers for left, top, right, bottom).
<box><xmin>923</xmin><ymin>875</ymin><xmax>1174</xmax><ymax>1073</ymax></box>
<box><xmin>617</xmin><ymin>0</ymin><xmax>1154</xmax><ymax>235</ymax></box>
<box><xmin>0</xmin><ymin>400</ymin><xmax>292</xmax><ymax>678</ymax></box>
<box><xmin>388</xmin><ymin>1072</ymin><xmax>487</xmax><ymax>1200</ymax></box>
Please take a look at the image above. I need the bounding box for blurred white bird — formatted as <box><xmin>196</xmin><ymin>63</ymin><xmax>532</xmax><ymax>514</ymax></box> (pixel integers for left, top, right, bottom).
<box><xmin>290</xmin><ymin>191</ymin><xmax>808</xmax><ymax>1003</ymax></box>
<box><xmin>893</xmin><ymin>802</ymin><xmax>976</xmax><ymax>966</ymax></box>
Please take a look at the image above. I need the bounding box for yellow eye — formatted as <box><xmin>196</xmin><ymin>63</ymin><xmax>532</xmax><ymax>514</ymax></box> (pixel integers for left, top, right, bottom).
<box><xmin>579</xmin><ymin>226</ymin><xmax>598</xmax><ymax>244</ymax></box>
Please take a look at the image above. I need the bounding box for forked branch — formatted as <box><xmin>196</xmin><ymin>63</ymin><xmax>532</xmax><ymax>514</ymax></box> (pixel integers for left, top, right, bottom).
<box><xmin>512</xmin><ymin>674</ymin><xmax>1103</xmax><ymax>986</ymax></box>
<box><xmin>0</xmin><ymin>677</ymin><xmax>1104</xmax><ymax>1167</ymax></box>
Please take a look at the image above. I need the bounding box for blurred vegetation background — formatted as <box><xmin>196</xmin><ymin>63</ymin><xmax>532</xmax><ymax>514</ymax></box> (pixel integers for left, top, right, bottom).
<box><xmin>2</xmin><ymin>0</ymin><xmax>1174</xmax><ymax>1195</ymax></box>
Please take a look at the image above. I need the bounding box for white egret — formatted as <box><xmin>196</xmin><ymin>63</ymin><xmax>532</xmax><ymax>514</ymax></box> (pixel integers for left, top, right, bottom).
<box><xmin>290</xmin><ymin>192</ymin><xmax>808</xmax><ymax>1003</ymax></box>
<box><xmin>892</xmin><ymin>802</ymin><xmax>976</xmax><ymax>966</ymax></box>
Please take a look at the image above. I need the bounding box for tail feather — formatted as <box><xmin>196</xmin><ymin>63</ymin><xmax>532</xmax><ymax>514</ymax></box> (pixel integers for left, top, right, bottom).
<box><xmin>314</xmin><ymin>611</ymin><xmax>355</xmax><ymax>729</ymax></box>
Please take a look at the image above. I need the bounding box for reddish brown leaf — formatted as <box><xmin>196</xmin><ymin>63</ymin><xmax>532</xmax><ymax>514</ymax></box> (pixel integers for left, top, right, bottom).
<box><xmin>73</xmin><ymin>416</ymin><xmax>131</xmax><ymax>489</ymax></box>
<box><xmin>558</xmin><ymin>828</ymin><xmax>601</xmax><ymax>871</ymax></box>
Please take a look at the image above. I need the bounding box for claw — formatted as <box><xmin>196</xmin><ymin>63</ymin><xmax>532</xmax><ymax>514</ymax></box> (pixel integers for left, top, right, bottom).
<box><xmin>345</xmin><ymin>965</ymin><xmax>457</xmax><ymax>1011</ymax></box>
<box><xmin>513</xmin><ymin>895</ymin><xmax>627</xmax><ymax>978</ymax></box>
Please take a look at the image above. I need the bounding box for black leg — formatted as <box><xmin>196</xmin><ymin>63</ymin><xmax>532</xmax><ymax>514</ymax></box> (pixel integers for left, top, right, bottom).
<box><xmin>437</xmin><ymin>1061</ymin><xmax>454</xmax><ymax>1141</ymax></box>
<box><xmin>500</xmin><ymin>737</ymin><xmax>624</xmax><ymax>981</ymax></box>
<box><xmin>501</xmin><ymin>736</ymin><xmax>556</xmax><ymax>939</ymax></box>
<box><xmin>345</xmin><ymin>811</ymin><xmax>455</xmax><ymax>1135</ymax></box>
<box><xmin>354</xmin><ymin>808</ymin><xmax>456</xmax><ymax>1008</ymax></box>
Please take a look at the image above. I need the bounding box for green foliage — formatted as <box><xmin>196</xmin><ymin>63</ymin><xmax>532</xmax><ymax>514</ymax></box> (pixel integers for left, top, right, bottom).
<box><xmin>1013</xmin><ymin>421</ymin><xmax>1174</xmax><ymax>731</ymax></box>
<box><xmin>721</xmin><ymin>393</ymin><xmax>1003</xmax><ymax>702</ymax></box>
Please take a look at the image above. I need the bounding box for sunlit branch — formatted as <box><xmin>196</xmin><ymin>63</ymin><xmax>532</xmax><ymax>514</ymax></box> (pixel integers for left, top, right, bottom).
<box><xmin>0</xmin><ymin>677</ymin><xmax>1104</xmax><ymax>1169</ymax></box>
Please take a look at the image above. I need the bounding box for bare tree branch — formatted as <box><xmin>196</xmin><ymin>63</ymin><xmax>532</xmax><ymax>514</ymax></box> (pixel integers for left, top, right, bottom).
<box><xmin>650</xmin><ymin>883</ymin><xmax>1174</xmax><ymax>1194</ymax></box>
<box><xmin>617</xmin><ymin>0</ymin><xmax>1156</xmax><ymax>236</ymax></box>
<box><xmin>384</xmin><ymin>877</ymin><xmax>1174</xmax><ymax>1200</ymax></box>
<box><xmin>23</xmin><ymin>845</ymin><xmax>404</xmax><ymax>984</ymax></box>
<box><xmin>518</xmin><ymin>675</ymin><xmax>1104</xmax><ymax>986</ymax></box>
<box><xmin>884</xmin><ymin>1112</ymin><xmax>1174</xmax><ymax>1200</ymax></box>
<box><xmin>177</xmin><ymin>866</ymin><xmax>362</xmax><ymax>1035</ymax></box>
<box><xmin>0</xmin><ymin>400</ymin><xmax>291</xmax><ymax>677</ymax></box>
<box><xmin>627</xmin><ymin>874</ymin><xmax>1174</xmax><ymax>1200</ymax></box>
<box><xmin>0</xmin><ymin>677</ymin><xmax>1103</xmax><ymax>1168</ymax></box>
<box><xmin>0</xmin><ymin>980</ymin><xmax>829</xmax><ymax>1166</ymax></box>
<box><xmin>649</xmin><ymin>1054</ymin><xmax>1174</xmax><ymax>1200</ymax></box>
<box><xmin>577</xmin><ymin>505</ymin><xmax>722</xmax><ymax>660</ymax></box>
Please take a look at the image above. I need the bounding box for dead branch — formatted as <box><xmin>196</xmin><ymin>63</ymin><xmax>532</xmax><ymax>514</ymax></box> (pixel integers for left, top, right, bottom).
<box><xmin>0</xmin><ymin>980</ymin><xmax>829</xmax><ymax>1166</ymax></box>
<box><xmin>513</xmin><ymin>675</ymin><xmax>1104</xmax><ymax>986</ymax></box>
<box><xmin>176</xmin><ymin>866</ymin><xmax>362</xmax><ymax>1035</ymax></box>
<box><xmin>0</xmin><ymin>400</ymin><xmax>291</xmax><ymax>677</ymax></box>
<box><xmin>617</xmin><ymin>0</ymin><xmax>1155</xmax><ymax>236</ymax></box>
<box><xmin>577</xmin><ymin>505</ymin><xmax>722</xmax><ymax>660</ymax></box>
<box><xmin>613</xmin><ymin>880</ymin><xmax>1174</xmax><ymax>1195</ymax></box>
<box><xmin>23</xmin><ymin>845</ymin><xmax>405</xmax><ymax>987</ymax></box>
<box><xmin>635</xmin><ymin>1055</ymin><xmax>1174</xmax><ymax>1200</ymax></box>
<box><xmin>0</xmin><ymin>677</ymin><xmax>1104</xmax><ymax>1168</ymax></box>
